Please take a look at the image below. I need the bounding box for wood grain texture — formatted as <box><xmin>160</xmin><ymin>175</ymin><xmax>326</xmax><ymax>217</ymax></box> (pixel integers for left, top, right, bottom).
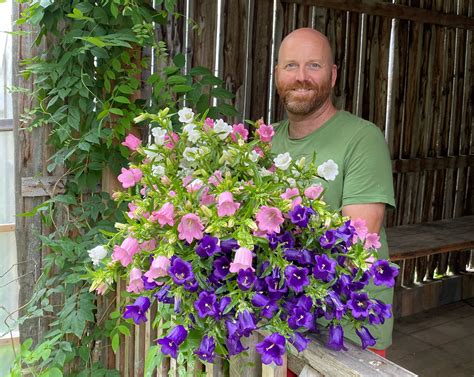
<box><xmin>387</xmin><ymin>216</ymin><xmax>474</xmax><ymax>261</ymax></box>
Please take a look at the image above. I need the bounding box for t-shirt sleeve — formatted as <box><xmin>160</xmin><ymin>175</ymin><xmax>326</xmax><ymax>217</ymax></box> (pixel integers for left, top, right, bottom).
<box><xmin>342</xmin><ymin>125</ymin><xmax>396</xmax><ymax>208</ymax></box>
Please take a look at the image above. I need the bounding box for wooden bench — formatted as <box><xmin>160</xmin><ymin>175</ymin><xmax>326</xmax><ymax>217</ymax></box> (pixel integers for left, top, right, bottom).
<box><xmin>387</xmin><ymin>215</ymin><xmax>474</xmax><ymax>261</ymax></box>
<box><xmin>386</xmin><ymin>215</ymin><xmax>474</xmax><ymax>318</ymax></box>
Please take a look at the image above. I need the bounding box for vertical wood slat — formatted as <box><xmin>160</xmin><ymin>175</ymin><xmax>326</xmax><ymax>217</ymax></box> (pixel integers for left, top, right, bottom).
<box><xmin>12</xmin><ymin>2</ymin><xmax>52</xmax><ymax>347</ymax></box>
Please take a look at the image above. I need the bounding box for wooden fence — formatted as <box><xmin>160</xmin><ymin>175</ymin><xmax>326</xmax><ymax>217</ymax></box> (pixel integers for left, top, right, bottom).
<box><xmin>13</xmin><ymin>0</ymin><xmax>473</xmax><ymax>375</ymax></box>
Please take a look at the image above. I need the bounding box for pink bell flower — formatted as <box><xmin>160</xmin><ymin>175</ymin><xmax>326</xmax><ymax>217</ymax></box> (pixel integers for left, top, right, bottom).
<box><xmin>127</xmin><ymin>202</ymin><xmax>138</xmax><ymax>219</ymax></box>
<box><xmin>112</xmin><ymin>236</ymin><xmax>140</xmax><ymax>267</ymax></box>
<box><xmin>281</xmin><ymin>188</ymin><xmax>299</xmax><ymax>200</ymax></box>
<box><xmin>351</xmin><ymin>218</ymin><xmax>368</xmax><ymax>241</ymax></box>
<box><xmin>304</xmin><ymin>185</ymin><xmax>324</xmax><ymax>200</ymax></box>
<box><xmin>203</xmin><ymin>117</ymin><xmax>215</xmax><ymax>131</ymax></box>
<box><xmin>144</xmin><ymin>256</ymin><xmax>170</xmax><ymax>282</ymax></box>
<box><xmin>151</xmin><ymin>202</ymin><xmax>175</xmax><ymax>227</ymax></box>
<box><xmin>365</xmin><ymin>233</ymin><xmax>381</xmax><ymax>249</ymax></box>
<box><xmin>200</xmin><ymin>187</ymin><xmax>216</xmax><ymax>206</ymax></box>
<box><xmin>121</xmin><ymin>133</ymin><xmax>142</xmax><ymax>151</ymax></box>
<box><xmin>118</xmin><ymin>167</ymin><xmax>142</xmax><ymax>188</ymax></box>
<box><xmin>256</xmin><ymin>206</ymin><xmax>284</xmax><ymax>234</ymax></box>
<box><xmin>229</xmin><ymin>247</ymin><xmax>255</xmax><ymax>273</ymax></box>
<box><xmin>256</xmin><ymin>123</ymin><xmax>275</xmax><ymax>143</ymax></box>
<box><xmin>140</xmin><ymin>239</ymin><xmax>156</xmax><ymax>251</ymax></box>
<box><xmin>217</xmin><ymin>192</ymin><xmax>241</xmax><ymax>217</ymax></box>
<box><xmin>127</xmin><ymin>268</ymin><xmax>144</xmax><ymax>293</ymax></box>
<box><xmin>178</xmin><ymin>213</ymin><xmax>204</xmax><ymax>243</ymax></box>
<box><xmin>164</xmin><ymin>132</ymin><xmax>179</xmax><ymax>150</ymax></box>
<box><xmin>230</xmin><ymin>123</ymin><xmax>249</xmax><ymax>142</ymax></box>
<box><xmin>208</xmin><ymin>171</ymin><xmax>223</xmax><ymax>187</ymax></box>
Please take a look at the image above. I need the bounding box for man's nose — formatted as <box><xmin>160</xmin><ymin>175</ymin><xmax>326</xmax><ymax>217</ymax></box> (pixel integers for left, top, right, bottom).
<box><xmin>295</xmin><ymin>67</ymin><xmax>308</xmax><ymax>82</ymax></box>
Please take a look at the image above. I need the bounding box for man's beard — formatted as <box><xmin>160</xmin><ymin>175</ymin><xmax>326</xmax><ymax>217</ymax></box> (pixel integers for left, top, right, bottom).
<box><xmin>277</xmin><ymin>78</ymin><xmax>333</xmax><ymax>116</ymax></box>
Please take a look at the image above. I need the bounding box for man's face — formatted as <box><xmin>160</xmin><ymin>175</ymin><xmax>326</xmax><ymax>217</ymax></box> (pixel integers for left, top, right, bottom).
<box><xmin>275</xmin><ymin>33</ymin><xmax>336</xmax><ymax>116</ymax></box>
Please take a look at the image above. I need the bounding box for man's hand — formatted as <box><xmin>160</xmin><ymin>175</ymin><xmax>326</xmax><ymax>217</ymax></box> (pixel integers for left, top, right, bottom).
<box><xmin>342</xmin><ymin>203</ymin><xmax>385</xmax><ymax>234</ymax></box>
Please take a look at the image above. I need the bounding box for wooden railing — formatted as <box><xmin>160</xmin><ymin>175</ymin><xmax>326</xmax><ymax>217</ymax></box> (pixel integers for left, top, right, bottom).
<box><xmin>102</xmin><ymin>288</ymin><xmax>417</xmax><ymax>377</ymax></box>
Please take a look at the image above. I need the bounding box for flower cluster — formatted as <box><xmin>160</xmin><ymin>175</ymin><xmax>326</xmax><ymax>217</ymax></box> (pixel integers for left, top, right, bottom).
<box><xmin>89</xmin><ymin>107</ymin><xmax>399</xmax><ymax>366</ymax></box>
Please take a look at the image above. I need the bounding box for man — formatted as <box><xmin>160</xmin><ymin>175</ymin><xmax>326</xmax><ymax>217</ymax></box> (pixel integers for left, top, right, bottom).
<box><xmin>271</xmin><ymin>28</ymin><xmax>396</xmax><ymax>356</ymax></box>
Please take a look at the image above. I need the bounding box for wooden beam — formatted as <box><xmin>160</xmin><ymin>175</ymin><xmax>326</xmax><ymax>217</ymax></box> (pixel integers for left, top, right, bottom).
<box><xmin>387</xmin><ymin>216</ymin><xmax>474</xmax><ymax>261</ymax></box>
<box><xmin>0</xmin><ymin>118</ymin><xmax>13</xmax><ymax>132</ymax></box>
<box><xmin>391</xmin><ymin>155</ymin><xmax>474</xmax><ymax>173</ymax></box>
<box><xmin>21</xmin><ymin>176</ymin><xmax>66</xmax><ymax>197</ymax></box>
<box><xmin>0</xmin><ymin>224</ymin><xmax>15</xmax><ymax>233</ymax></box>
<box><xmin>281</xmin><ymin>0</ymin><xmax>474</xmax><ymax>30</ymax></box>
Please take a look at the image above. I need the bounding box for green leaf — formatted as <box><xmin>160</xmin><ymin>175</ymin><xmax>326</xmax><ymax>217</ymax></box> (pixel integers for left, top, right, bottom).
<box><xmin>78</xmin><ymin>141</ymin><xmax>90</xmax><ymax>151</ymax></box>
<box><xmin>167</xmin><ymin>75</ymin><xmax>187</xmax><ymax>85</ymax></box>
<box><xmin>171</xmin><ymin>85</ymin><xmax>193</xmax><ymax>93</ymax></box>
<box><xmin>164</xmin><ymin>0</ymin><xmax>176</xmax><ymax>13</ymax></box>
<box><xmin>79</xmin><ymin>36</ymin><xmax>106</xmax><ymax>48</ymax></box>
<box><xmin>144</xmin><ymin>345</ymin><xmax>163</xmax><ymax>377</ymax></box>
<box><xmin>173</xmin><ymin>53</ymin><xmax>185</xmax><ymax>68</ymax></box>
<box><xmin>117</xmin><ymin>325</ymin><xmax>131</xmax><ymax>337</ymax></box>
<box><xmin>114</xmin><ymin>96</ymin><xmax>131</xmax><ymax>104</ymax></box>
<box><xmin>200</xmin><ymin>74</ymin><xmax>223</xmax><ymax>86</ymax></box>
<box><xmin>39</xmin><ymin>368</ymin><xmax>63</xmax><ymax>377</ymax></box>
<box><xmin>211</xmin><ymin>87</ymin><xmax>235</xmax><ymax>99</ymax></box>
<box><xmin>189</xmin><ymin>66</ymin><xmax>212</xmax><ymax>76</ymax></box>
<box><xmin>110</xmin><ymin>108</ymin><xmax>124</xmax><ymax>116</ymax></box>
<box><xmin>111</xmin><ymin>333</ymin><xmax>120</xmax><ymax>353</ymax></box>
<box><xmin>217</xmin><ymin>103</ymin><xmax>238</xmax><ymax>117</ymax></box>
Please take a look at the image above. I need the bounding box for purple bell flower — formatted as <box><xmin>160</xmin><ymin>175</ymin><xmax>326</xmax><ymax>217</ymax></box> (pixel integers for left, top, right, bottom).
<box><xmin>237</xmin><ymin>310</ymin><xmax>256</xmax><ymax>337</ymax></box>
<box><xmin>213</xmin><ymin>256</ymin><xmax>231</xmax><ymax>280</ymax></box>
<box><xmin>288</xmin><ymin>306</ymin><xmax>314</xmax><ymax>330</ymax></box>
<box><xmin>256</xmin><ymin>333</ymin><xmax>286</xmax><ymax>366</ymax></box>
<box><xmin>284</xmin><ymin>265</ymin><xmax>310</xmax><ymax>293</ymax></box>
<box><xmin>194</xmin><ymin>335</ymin><xmax>216</xmax><ymax>362</ymax></box>
<box><xmin>142</xmin><ymin>276</ymin><xmax>159</xmax><ymax>290</ymax></box>
<box><xmin>335</xmin><ymin>220</ymin><xmax>355</xmax><ymax>247</ymax></box>
<box><xmin>356</xmin><ymin>326</ymin><xmax>376</xmax><ymax>349</ymax></box>
<box><xmin>184</xmin><ymin>278</ymin><xmax>199</xmax><ymax>292</ymax></box>
<box><xmin>278</xmin><ymin>231</ymin><xmax>295</xmax><ymax>249</ymax></box>
<box><xmin>220</xmin><ymin>238</ymin><xmax>239</xmax><ymax>254</ymax></box>
<box><xmin>196</xmin><ymin>235</ymin><xmax>221</xmax><ymax>258</ymax></box>
<box><xmin>157</xmin><ymin>325</ymin><xmax>188</xmax><ymax>358</ymax></box>
<box><xmin>288</xmin><ymin>205</ymin><xmax>315</xmax><ymax>228</ymax></box>
<box><xmin>216</xmin><ymin>296</ymin><xmax>232</xmax><ymax>319</ymax></box>
<box><xmin>169</xmin><ymin>257</ymin><xmax>194</xmax><ymax>285</ymax></box>
<box><xmin>289</xmin><ymin>332</ymin><xmax>311</xmax><ymax>352</ymax></box>
<box><xmin>267</xmin><ymin>233</ymin><xmax>279</xmax><ymax>250</ymax></box>
<box><xmin>123</xmin><ymin>296</ymin><xmax>150</xmax><ymax>325</ymax></box>
<box><xmin>252</xmin><ymin>293</ymin><xmax>278</xmax><ymax>318</ymax></box>
<box><xmin>313</xmin><ymin>254</ymin><xmax>337</xmax><ymax>282</ymax></box>
<box><xmin>226</xmin><ymin>335</ymin><xmax>247</xmax><ymax>356</ymax></box>
<box><xmin>194</xmin><ymin>291</ymin><xmax>218</xmax><ymax>318</ymax></box>
<box><xmin>320</xmin><ymin>229</ymin><xmax>337</xmax><ymax>249</ymax></box>
<box><xmin>237</xmin><ymin>268</ymin><xmax>256</xmax><ymax>291</ymax></box>
<box><xmin>370</xmin><ymin>260</ymin><xmax>399</xmax><ymax>288</ymax></box>
<box><xmin>327</xmin><ymin>323</ymin><xmax>347</xmax><ymax>351</ymax></box>
<box><xmin>265</xmin><ymin>269</ymin><xmax>288</xmax><ymax>299</ymax></box>
<box><xmin>154</xmin><ymin>284</ymin><xmax>173</xmax><ymax>304</ymax></box>
<box><xmin>368</xmin><ymin>299</ymin><xmax>392</xmax><ymax>325</ymax></box>
<box><xmin>347</xmin><ymin>292</ymin><xmax>370</xmax><ymax>319</ymax></box>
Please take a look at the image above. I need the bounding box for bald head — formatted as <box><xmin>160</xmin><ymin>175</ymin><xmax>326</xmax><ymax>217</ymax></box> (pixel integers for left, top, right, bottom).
<box><xmin>278</xmin><ymin>28</ymin><xmax>334</xmax><ymax>66</ymax></box>
<box><xmin>275</xmin><ymin>28</ymin><xmax>337</xmax><ymax>118</ymax></box>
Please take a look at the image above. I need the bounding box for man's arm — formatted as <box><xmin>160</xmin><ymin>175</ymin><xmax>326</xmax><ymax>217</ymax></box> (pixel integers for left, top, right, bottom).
<box><xmin>342</xmin><ymin>203</ymin><xmax>385</xmax><ymax>234</ymax></box>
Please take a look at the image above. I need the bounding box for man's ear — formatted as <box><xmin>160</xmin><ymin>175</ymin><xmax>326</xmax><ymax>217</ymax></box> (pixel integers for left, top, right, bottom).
<box><xmin>331</xmin><ymin>64</ymin><xmax>337</xmax><ymax>87</ymax></box>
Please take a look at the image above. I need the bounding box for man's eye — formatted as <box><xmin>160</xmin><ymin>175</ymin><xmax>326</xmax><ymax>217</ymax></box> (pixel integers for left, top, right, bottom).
<box><xmin>286</xmin><ymin>63</ymin><xmax>297</xmax><ymax>69</ymax></box>
<box><xmin>309</xmin><ymin>63</ymin><xmax>321</xmax><ymax>69</ymax></box>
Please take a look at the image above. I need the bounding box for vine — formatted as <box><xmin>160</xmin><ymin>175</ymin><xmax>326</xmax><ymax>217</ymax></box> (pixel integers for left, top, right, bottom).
<box><xmin>10</xmin><ymin>1</ymin><xmax>236</xmax><ymax>375</ymax></box>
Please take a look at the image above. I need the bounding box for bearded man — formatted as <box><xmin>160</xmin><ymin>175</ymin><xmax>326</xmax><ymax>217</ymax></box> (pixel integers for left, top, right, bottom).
<box><xmin>271</xmin><ymin>28</ymin><xmax>396</xmax><ymax>358</ymax></box>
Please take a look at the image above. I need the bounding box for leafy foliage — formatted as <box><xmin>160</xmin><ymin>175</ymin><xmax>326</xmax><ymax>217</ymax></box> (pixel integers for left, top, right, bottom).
<box><xmin>11</xmin><ymin>0</ymin><xmax>236</xmax><ymax>375</ymax></box>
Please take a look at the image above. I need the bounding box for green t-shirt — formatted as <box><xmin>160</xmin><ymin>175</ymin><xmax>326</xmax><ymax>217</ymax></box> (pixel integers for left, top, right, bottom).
<box><xmin>271</xmin><ymin>110</ymin><xmax>395</xmax><ymax>349</ymax></box>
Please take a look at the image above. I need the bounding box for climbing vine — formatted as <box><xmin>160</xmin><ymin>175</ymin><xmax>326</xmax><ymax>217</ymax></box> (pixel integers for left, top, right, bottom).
<box><xmin>10</xmin><ymin>1</ymin><xmax>236</xmax><ymax>375</ymax></box>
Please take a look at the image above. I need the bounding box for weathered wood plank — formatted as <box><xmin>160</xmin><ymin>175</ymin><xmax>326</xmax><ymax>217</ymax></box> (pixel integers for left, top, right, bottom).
<box><xmin>281</xmin><ymin>0</ymin><xmax>474</xmax><ymax>29</ymax></box>
<box><xmin>387</xmin><ymin>216</ymin><xmax>474</xmax><ymax>261</ymax></box>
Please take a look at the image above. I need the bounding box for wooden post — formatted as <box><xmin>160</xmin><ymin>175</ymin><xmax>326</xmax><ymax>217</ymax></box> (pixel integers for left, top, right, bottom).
<box><xmin>12</xmin><ymin>2</ymin><xmax>50</xmax><ymax>346</ymax></box>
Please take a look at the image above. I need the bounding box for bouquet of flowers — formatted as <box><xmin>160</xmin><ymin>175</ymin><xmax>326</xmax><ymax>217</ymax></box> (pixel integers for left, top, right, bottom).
<box><xmin>88</xmin><ymin>107</ymin><xmax>399</xmax><ymax>366</ymax></box>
